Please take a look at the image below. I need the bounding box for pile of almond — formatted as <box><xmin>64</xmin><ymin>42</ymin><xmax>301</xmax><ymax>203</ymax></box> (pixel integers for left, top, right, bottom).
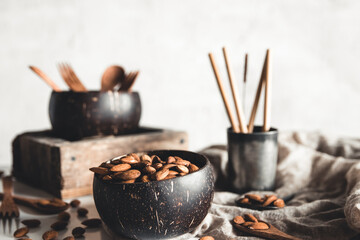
<box><xmin>238</xmin><ymin>194</ymin><xmax>285</xmax><ymax>208</ymax></box>
<box><xmin>90</xmin><ymin>153</ymin><xmax>200</xmax><ymax>183</ymax></box>
<box><xmin>233</xmin><ymin>214</ymin><xmax>269</xmax><ymax>230</ymax></box>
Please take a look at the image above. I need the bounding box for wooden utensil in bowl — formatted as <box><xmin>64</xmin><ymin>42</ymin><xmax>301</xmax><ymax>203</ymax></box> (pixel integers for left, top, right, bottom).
<box><xmin>119</xmin><ymin>71</ymin><xmax>139</xmax><ymax>92</ymax></box>
<box><xmin>29</xmin><ymin>66</ymin><xmax>61</xmax><ymax>92</ymax></box>
<box><xmin>101</xmin><ymin>65</ymin><xmax>125</xmax><ymax>92</ymax></box>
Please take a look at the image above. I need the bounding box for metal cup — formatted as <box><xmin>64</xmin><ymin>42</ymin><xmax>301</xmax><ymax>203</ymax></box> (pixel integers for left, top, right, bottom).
<box><xmin>227</xmin><ymin>126</ymin><xmax>278</xmax><ymax>193</ymax></box>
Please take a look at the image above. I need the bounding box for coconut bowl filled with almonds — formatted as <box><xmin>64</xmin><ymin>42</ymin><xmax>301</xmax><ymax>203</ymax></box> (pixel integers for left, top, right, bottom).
<box><xmin>91</xmin><ymin>150</ymin><xmax>215</xmax><ymax>240</ymax></box>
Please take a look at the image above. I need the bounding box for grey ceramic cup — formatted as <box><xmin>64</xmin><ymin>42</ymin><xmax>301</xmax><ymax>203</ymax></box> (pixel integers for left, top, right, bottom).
<box><xmin>227</xmin><ymin>126</ymin><xmax>278</xmax><ymax>193</ymax></box>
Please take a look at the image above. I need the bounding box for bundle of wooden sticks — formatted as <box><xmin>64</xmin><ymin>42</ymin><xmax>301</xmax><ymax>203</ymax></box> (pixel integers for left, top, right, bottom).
<box><xmin>209</xmin><ymin>48</ymin><xmax>271</xmax><ymax>133</ymax></box>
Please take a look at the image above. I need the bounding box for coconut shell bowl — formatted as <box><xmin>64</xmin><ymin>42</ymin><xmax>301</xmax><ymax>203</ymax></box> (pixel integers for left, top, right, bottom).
<box><xmin>92</xmin><ymin>150</ymin><xmax>215</xmax><ymax>240</ymax></box>
<box><xmin>49</xmin><ymin>91</ymin><xmax>141</xmax><ymax>140</ymax></box>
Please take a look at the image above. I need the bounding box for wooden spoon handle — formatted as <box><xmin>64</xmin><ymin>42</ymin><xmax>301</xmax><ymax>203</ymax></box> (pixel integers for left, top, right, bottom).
<box><xmin>29</xmin><ymin>66</ymin><xmax>61</xmax><ymax>92</ymax></box>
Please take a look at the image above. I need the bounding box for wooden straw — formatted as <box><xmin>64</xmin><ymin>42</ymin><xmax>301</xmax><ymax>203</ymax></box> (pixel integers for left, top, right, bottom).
<box><xmin>247</xmin><ymin>51</ymin><xmax>268</xmax><ymax>133</ymax></box>
<box><xmin>222</xmin><ymin>47</ymin><xmax>248</xmax><ymax>133</ymax></box>
<box><xmin>263</xmin><ymin>49</ymin><xmax>271</xmax><ymax>132</ymax></box>
<box><xmin>208</xmin><ymin>53</ymin><xmax>240</xmax><ymax>133</ymax></box>
<box><xmin>243</xmin><ymin>53</ymin><xmax>248</xmax><ymax>114</ymax></box>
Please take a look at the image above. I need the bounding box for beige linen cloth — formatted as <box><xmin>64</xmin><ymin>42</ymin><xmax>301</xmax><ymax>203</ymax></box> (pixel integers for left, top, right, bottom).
<box><xmin>174</xmin><ymin>131</ymin><xmax>360</xmax><ymax>240</ymax></box>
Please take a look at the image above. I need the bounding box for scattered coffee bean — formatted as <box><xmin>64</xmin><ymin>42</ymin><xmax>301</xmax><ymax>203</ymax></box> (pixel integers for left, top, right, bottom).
<box><xmin>58</xmin><ymin>212</ymin><xmax>71</xmax><ymax>221</ymax></box>
<box><xmin>51</xmin><ymin>221</ymin><xmax>68</xmax><ymax>231</ymax></box>
<box><xmin>13</xmin><ymin>227</ymin><xmax>29</xmax><ymax>238</ymax></box>
<box><xmin>70</xmin><ymin>199</ymin><xmax>81</xmax><ymax>208</ymax></box>
<box><xmin>63</xmin><ymin>236</ymin><xmax>75</xmax><ymax>240</ymax></box>
<box><xmin>77</xmin><ymin>207</ymin><xmax>88</xmax><ymax>217</ymax></box>
<box><xmin>72</xmin><ymin>227</ymin><xmax>85</xmax><ymax>238</ymax></box>
<box><xmin>81</xmin><ymin>218</ymin><xmax>102</xmax><ymax>228</ymax></box>
<box><xmin>21</xmin><ymin>219</ymin><xmax>41</xmax><ymax>228</ymax></box>
<box><xmin>42</xmin><ymin>230</ymin><xmax>58</xmax><ymax>240</ymax></box>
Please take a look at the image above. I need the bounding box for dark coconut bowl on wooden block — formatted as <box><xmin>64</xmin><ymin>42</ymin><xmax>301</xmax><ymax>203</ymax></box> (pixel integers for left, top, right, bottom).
<box><xmin>93</xmin><ymin>150</ymin><xmax>215</xmax><ymax>240</ymax></box>
<box><xmin>49</xmin><ymin>91</ymin><xmax>141</xmax><ymax>140</ymax></box>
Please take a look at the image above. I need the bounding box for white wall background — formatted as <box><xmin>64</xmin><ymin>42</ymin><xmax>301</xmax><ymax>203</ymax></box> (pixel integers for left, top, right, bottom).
<box><xmin>1</xmin><ymin>0</ymin><xmax>360</xmax><ymax>165</ymax></box>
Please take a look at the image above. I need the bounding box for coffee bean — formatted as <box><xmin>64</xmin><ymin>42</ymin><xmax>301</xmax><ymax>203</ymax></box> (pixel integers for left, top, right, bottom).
<box><xmin>70</xmin><ymin>199</ymin><xmax>81</xmax><ymax>208</ymax></box>
<box><xmin>13</xmin><ymin>227</ymin><xmax>29</xmax><ymax>237</ymax></box>
<box><xmin>72</xmin><ymin>227</ymin><xmax>85</xmax><ymax>238</ymax></box>
<box><xmin>58</xmin><ymin>212</ymin><xmax>71</xmax><ymax>221</ymax></box>
<box><xmin>42</xmin><ymin>230</ymin><xmax>58</xmax><ymax>240</ymax></box>
<box><xmin>77</xmin><ymin>207</ymin><xmax>88</xmax><ymax>217</ymax></box>
<box><xmin>21</xmin><ymin>219</ymin><xmax>41</xmax><ymax>228</ymax></box>
<box><xmin>51</xmin><ymin>221</ymin><xmax>68</xmax><ymax>230</ymax></box>
<box><xmin>81</xmin><ymin>218</ymin><xmax>102</xmax><ymax>228</ymax></box>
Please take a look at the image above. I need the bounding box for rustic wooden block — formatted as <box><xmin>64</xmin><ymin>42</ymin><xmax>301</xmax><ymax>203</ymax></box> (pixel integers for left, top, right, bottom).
<box><xmin>12</xmin><ymin>128</ymin><xmax>188</xmax><ymax>199</ymax></box>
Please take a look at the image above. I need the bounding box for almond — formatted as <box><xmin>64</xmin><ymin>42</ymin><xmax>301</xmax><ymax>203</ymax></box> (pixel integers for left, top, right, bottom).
<box><xmin>13</xmin><ymin>227</ymin><xmax>29</xmax><ymax>238</ymax></box>
<box><xmin>21</xmin><ymin>219</ymin><xmax>41</xmax><ymax>228</ymax></box>
<box><xmin>188</xmin><ymin>163</ymin><xmax>199</xmax><ymax>172</ymax></box>
<box><xmin>249</xmin><ymin>222</ymin><xmax>269</xmax><ymax>230</ymax></box>
<box><xmin>239</xmin><ymin>197</ymin><xmax>250</xmax><ymax>204</ymax></box>
<box><xmin>168</xmin><ymin>170</ymin><xmax>179</xmax><ymax>176</ymax></box>
<box><xmin>140</xmin><ymin>154</ymin><xmax>151</xmax><ymax>162</ymax></box>
<box><xmin>200</xmin><ymin>236</ymin><xmax>214</xmax><ymax>240</ymax></box>
<box><xmin>89</xmin><ymin>167</ymin><xmax>108</xmax><ymax>175</ymax></box>
<box><xmin>141</xmin><ymin>175</ymin><xmax>150</xmax><ymax>182</ymax></box>
<box><xmin>51</xmin><ymin>221</ymin><xmax>68</xmax><ymax>231</ymax></box>
<box><xmin>174</xmin><ymin>158</ymin><xmax>190</xmax><ymax>166</ymax></box>
<box><xmin>128</xmin><ymin>153</ymin><xmax>140</xmax><ymax>162</ymax></box>
<box><xmin>245</xmin><ymin>194</ymin><xmax>263</xmax><ymax>203</ymax></box>
<box><xmin>244</xmin><ymin>214</ymin><xmax>258</xmax><ymax>223</ymax></box>
<box><xmin>81</xmin><ymin>218</ymin><xmax>102</xmax><ymax>228</ymax></box>
<box><xmin>114</xmin><ymin>169</ymin><xmax>141</xmax><ymax>180</ymax></box>
<box><xmin>242</xmin><ymin>221</ymin><xmax>255</xmax><ymax>227</ymax></box>
<box><xmin>273</xmin><ymin>199</ymin><xmax>285</xmax><ymax>208</ymax></box>
<box><xmin>176</xmin><ymin>165</ymin><xmax>189</xmax><ymax>174</ymax></box>
<box><xmin>72</xmin><ymin>227</ymin><xmax>85</xmax><ymax>238</ymax></box>
<box><xmin>120</xmin><ymin>156</ymin><xmax>139</xmax><ymax>164</ymax></box>
<box><xmin>167</xmin><ymin>156</ymin><xmax>176</xmax><ymax>163</ymax></box>
<box><xmin>152</xmin><ymin>163</ymin><xmax>163</xmax><ymax>170</ymax></box>
<box><xmin>42</xmin><ymin>230</ymin><xmax>58</xmax><ymax>240</ymax></box>
<box><xmin>262</xmin><ymin>195</ymin><xmax>277</xmax><ymax>207</ymax></box>
<box><xmin>233</xmin><ymin>216</ymin><xmax>245</xmax><ymax>225</ymax></box>
<box><xmin>143</xmin><ymin>166</ymin><xmax>156</xmax><ymax>174</ymax></box>
<box><xmin>156</xmin><ymin>168</ymin><xmax>169</xmax><ymax>181</ymax></box>
<box><xmin>102</xmin><ymin>175</ymin><xmax>112</xmax><ymax>181</ymax></box>
<box><xmin>110</xmin><ymin>163</ymin><xmax>131</xmax><ymax>172</ymax></box>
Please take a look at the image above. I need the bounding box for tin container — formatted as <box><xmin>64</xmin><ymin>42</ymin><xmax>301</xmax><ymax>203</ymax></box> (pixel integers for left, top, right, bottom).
<box><xmin>227</xmin><ymin>126</ymin><xmax>278</xmax><ymax>193</ymax></box>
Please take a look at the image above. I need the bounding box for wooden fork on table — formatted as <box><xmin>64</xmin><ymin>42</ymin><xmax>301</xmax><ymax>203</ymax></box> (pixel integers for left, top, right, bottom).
<box><xmin>0</xmin><ymin>176</ymin><xmax>19</xmax><ymax>234</ymax></box>
<box><xmin>58</xmin><ymin>63</ymin><xmax>87</xmax><ymax>92</ymax></box>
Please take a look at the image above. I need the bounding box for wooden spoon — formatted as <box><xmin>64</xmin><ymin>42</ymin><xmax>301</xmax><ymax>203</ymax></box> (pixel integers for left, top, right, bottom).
<box><xmin>101</xmin><ymin>65</ymin><xmax>125</xmax><ymax>92</ymax></box>
<box><xmin>234</xmin><ymin>221</ymin><xmax>302</xmax><ymax>240</ymax></box>
<box><xmin>29</xmin><ymin>66</ymin><xmax>61</xmax><ymax>92</ymax></box>
<box><xmin>0</xmin><ymin>193</ymin><xmax>69</xmax><ymax>214</ymax></box>
<box><xmin>119</xmin><ymin>71</ymin><xmax>139</xmax><ymax>92</ymax></box>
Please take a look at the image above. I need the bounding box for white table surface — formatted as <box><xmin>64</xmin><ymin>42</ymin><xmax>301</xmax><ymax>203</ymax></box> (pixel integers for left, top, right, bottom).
<box><xmin>0</xmin><ymin>167</ymin><xmax>128</xmax><ymax>240</ymax></box>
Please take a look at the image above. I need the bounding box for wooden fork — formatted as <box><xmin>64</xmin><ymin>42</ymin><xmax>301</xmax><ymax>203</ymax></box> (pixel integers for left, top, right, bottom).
<box><xmin>119</xmin><ymin>71</ymin><xmax>139</xmax><ymax>92</ymax></box>
<box><xmin>0</xmin><ymin>176</ymin><xmax>19</xmax><ymax>234</ymax></box>
<box><xmin>58</xmin><ymin>63</ymin><xmax>87</xmax><ymax>92</ymax></box>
